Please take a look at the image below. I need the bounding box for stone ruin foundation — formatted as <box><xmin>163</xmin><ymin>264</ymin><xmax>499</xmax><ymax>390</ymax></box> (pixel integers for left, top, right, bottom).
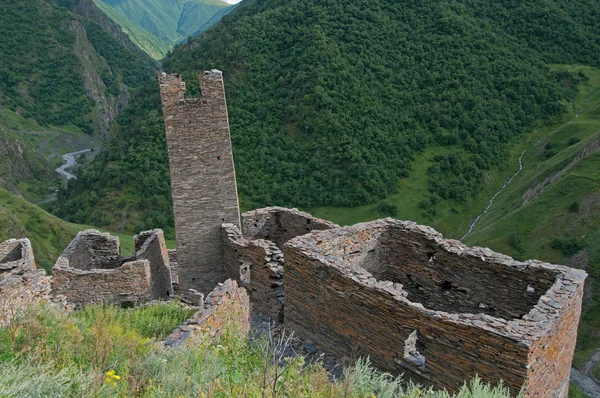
<box><xmin>164</xmin><ymin>279</ymin><xmax>249</xmax><ymax>348</ymax></box>
<box><xmin>0</xmin><ymin>238</ymin><xmax>54</xmax><ymax>325</ymax></box>
<box><xmin>52</xmin><ymin>229</ymin><xmax>173</xmax><ymax>307</ymax></box>
<box><xmin>282</xmin><ymin>219</ymin><xmax>587</xmax><ymax>397</ymax></box>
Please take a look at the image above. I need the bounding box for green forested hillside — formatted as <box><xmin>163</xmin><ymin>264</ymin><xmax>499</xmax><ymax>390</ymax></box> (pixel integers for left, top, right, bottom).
<box><xmin>57</xmin><ymin>0</ymin><xmax>600</xmax><ymax>233</ymax></box>
<box><xmin>0</xmin><ymin>0</ymin><xmax>155</xmax><ymax>136</ymax></box>
<box><xmin>52</xmin><ymin>83</ymin><xmax>174</xmax><ymax>236</ymax></box>
<box><xmin>0</xmin><ymin>0</ymin><xmax>155</xmax><ymax>201</ymax></box>
<box><xmin>161</xmin><ymin>0</ymin><xmax>600</xmax><ymax>211</ymax></box>
<box><xmin>92</xmin><ymin>0</ymin><xmax>233</xmax><ymax>59</ymax></box>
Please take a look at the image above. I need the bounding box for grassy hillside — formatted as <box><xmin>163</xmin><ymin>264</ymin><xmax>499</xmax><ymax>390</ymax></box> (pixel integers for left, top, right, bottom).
<box><xmin>93</xmin><ymin>0</ymin><xmax>233</xmax><ymax>59</ymax></box>
<box><xmin>0</xmin><ymin>188</ymin><xmax>85</xmax><ymax>270</ymax></box>
<box><xmin>461</xmin><ymin>65</ymin><xmax>600</xmax><ymax>377</ymax></box>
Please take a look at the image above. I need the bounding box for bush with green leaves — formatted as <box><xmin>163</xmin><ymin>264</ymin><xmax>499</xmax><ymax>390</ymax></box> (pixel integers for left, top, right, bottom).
<box><xmin>551</xmin><ymin>237</ymin><xmax>584</xmax><ymax>256</ymax></box>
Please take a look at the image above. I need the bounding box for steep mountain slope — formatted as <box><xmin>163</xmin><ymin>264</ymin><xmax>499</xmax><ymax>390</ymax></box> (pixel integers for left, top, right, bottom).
<box><xmin>463</xmin><ymin>65</ymin><xmax>600</xmax><ymax>378</ymax></box>
<box><xmin>0</xmin><ymin>107</ymin><xmax>57</xmax><ymax>202</ymax></box>
<box><xmin>163</xmin><ymin>0</ymin><xmax>600</xmax><ymax>211</ymax></box>
<box><xmin>0</xmin><ymin>0</ymin><xmax>155</xmax><ymax>137</ymax></box>
<box><xmin>0</xmin><ymin>188</ymin><xmax>83</xmax><ymax>270</ymax></box>
<box><xmin>55</xmin><ymin>0</ymin><xmax>600</xmax><ymax>234</ymax></box>
<box><xmin>51</xmin><ymin>83</ymin><xmax>174</xmax><ymax>237</ymax></box>
<box><xmin>0</xmin><ymin>0</ymin><xmax>155</xmax><ymax>200</ymax></box>
<box><xmin>92</xmin><ymin>0</ymin><xmax>234</xmax><ymax>59</ymax></box>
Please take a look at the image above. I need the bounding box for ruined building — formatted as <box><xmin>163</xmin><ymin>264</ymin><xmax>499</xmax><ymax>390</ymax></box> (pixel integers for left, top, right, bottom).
<box><xmin>283</xmin><ymin>219</ymin><xmax>585</xmax><ymax>396</ymax></box>
<box><xmin>0</xmin><ymin>238</ymin><xmax>55</xmax><ymax>325</ymax></box>
<box><xmin>52</xmin><ymin>229</ymin><xmax>173</xmax><ymax>307</ymax></box>
<box><xmin>157</xmin><ymin>70</ymin><xmax>587</xmax><ymax>397</ymax></box>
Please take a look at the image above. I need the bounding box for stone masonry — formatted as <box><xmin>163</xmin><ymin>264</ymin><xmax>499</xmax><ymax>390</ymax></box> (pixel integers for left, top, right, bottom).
<box><xmin>0</xmin><ymin>238</ymin><xmax>55</xmax><ymax>325</ymax></box>
<box><xmin>222</xmin><ymin>207</ymin><xmax>338</xmax><ymax>321</ymax></box>
<box><xmin>164</xmin><ymin>279</ymin><xmax>249</xmax><ymax>348</ymax></box>
<box><xmin>135</xmin><ymin>229</ymin><xmax>174</xmax><ymax>298</ymax></box>
<box><xmin>283</xmin><ymin>219</ymin><xmax>587</xmax><ymax>397</ymax></box>
<box><xmin>158</xmin><ymin>71</ymin><xmax>241</xmax><ymax>296</ymax></box>
<box><xmin>52</xmin><ymin>229</ymin><xmax>173</xmax><ymax>307</ymax></box>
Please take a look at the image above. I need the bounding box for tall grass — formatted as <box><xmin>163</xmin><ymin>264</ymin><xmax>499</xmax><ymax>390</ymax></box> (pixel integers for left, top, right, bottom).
<box><xmin>0</xmin><ymin>303</ymin><xmax>517</xmax><ymax>397</ymax></box>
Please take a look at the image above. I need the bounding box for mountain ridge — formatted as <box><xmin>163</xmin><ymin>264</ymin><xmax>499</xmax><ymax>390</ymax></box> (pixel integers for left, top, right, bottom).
<box><xmin>93</xmin><ymin>0</ymin><xmax>234</xmax><ymax>59</ymax></box>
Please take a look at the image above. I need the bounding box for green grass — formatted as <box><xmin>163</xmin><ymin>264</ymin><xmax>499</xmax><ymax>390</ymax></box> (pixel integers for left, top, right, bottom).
<box><xmin>91</xmin><ymin>0</ymin><xmax>171</xmax><ymax>59</ymax></box>
<box><xmin>0</xmin><ymin>302</ymin><xmax>519</xmax><ymax>397</ymax></box>
<box><xmin>569</xmin><ymin>383</ymin><xmax>589</xmax><ymax>398</ymax></box>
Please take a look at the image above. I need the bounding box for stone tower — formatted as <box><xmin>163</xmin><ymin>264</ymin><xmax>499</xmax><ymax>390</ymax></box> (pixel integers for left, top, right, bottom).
<box><xmin>158</xmin><ymin>70</ymin><xmax>241</xmax><ymax>296</ymax></box>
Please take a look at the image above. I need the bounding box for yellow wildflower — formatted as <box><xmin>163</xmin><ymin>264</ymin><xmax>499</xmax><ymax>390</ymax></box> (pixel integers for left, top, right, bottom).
<box><xmin>105</xmin><ymin>370</ymin><xmax>121</xmax><ymax>387</ymax></box>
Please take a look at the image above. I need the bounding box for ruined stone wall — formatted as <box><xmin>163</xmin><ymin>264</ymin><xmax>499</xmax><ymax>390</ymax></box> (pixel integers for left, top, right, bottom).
<box><xmin>219</xmin><ymin>208</ymin><xmax>337</xmax><ymax>321</ymax></box>
<box><xmin>0</xmin><ymin>238</ymin><xmax>36</xmax><ymax>275</ymax></box>
<box><xmin>0</xmin><ymin>271</ymin><xmax>54</xmax><ymax>325</ymax></box>
<box><xmin>242</xmin><ymin>207</ymin><xmax>338</xmax><ymax>247</ymax></box>
<box><xmin>0</xmin><ymin>238</ymin><xmax>54</xmax><ymax>325</ymax></box>
<box><xmin>373</xmin><ymin>226</ymin><xmax>557</xmax><ymax>320</ymax></box>
<box><xmin>135</xmin><ymin>229</ymin><xmax>173</xmax><ymax>298</ymax></box>
<box><xmin>51</xmin><ymin>230</ymin><xmax>174</xmax><ymax>306</ymax></box>
<box><xmin>158</xmin><ymin>71</ymin><xmax>240</xmax><ymax>296</ymax></box>
<box><xmin>58</xmin><ymin>230</ymin><xmax>122</xmax><ymax>271</ymax></box>
<box><xmin>523</xmin><ymin>271</ymin><xmax>585</xmax><ymax>397</ymax></box>
<box><xmin>164</xmin><ymin>279</ymin><xmax>250</xmax><ymax>348</ymax></box>
<box><xmin>222</xmin><ymin>224</ymin><xmax>284</xmax><ymax>321</ymax></box>
<box><xmin>52</xmin><ymin>260</ymin><xmax>151</xmax><ymax>306</ymax></box>
<box><xmin>283</xmin><ymin>220</ymin><xmax>586</xmax><ymax>396</ymax></box>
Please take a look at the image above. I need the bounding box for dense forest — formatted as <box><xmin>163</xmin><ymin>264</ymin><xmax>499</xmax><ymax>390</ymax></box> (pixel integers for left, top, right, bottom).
<box><xmin>0</xmin><ymin>0</ymin><xmax>155</xmax><ymax>135</ymax></box>
<box><xmin>53</xmin><ymin>84</ymin><xmax>174</xmax><ymax>235</ymax></box>
<box><xmin>54</xmin><ymin>0</ymin><xmax>600</xmax><ymax>232</ymax></box>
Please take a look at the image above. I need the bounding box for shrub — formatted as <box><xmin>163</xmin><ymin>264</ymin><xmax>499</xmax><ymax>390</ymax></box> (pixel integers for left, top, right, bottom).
<box><xmin>377</xmin><ymin>201</ymin><xmax>399</xmax><ymax>217</ymax></box>
<box><xmin>508</xmin><ymin>232</ymin><xmax>523</xmax><ymax>252</ymax></box>
<box><xmin>551</xmin><ymin>237</ymin><xmax>584</xmax><ymax>256</ymax></box>
<box><xmin>569</xmin><ymin>201</ymin><xmax>580</xmax><ymax>213</ymax></box>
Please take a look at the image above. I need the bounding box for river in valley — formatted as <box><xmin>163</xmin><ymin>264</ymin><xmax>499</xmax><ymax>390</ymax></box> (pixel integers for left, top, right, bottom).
<box><xmin>55</xmin><ymin>148</ymin><xmax>97</xmax><ymax>180</ymax></box>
